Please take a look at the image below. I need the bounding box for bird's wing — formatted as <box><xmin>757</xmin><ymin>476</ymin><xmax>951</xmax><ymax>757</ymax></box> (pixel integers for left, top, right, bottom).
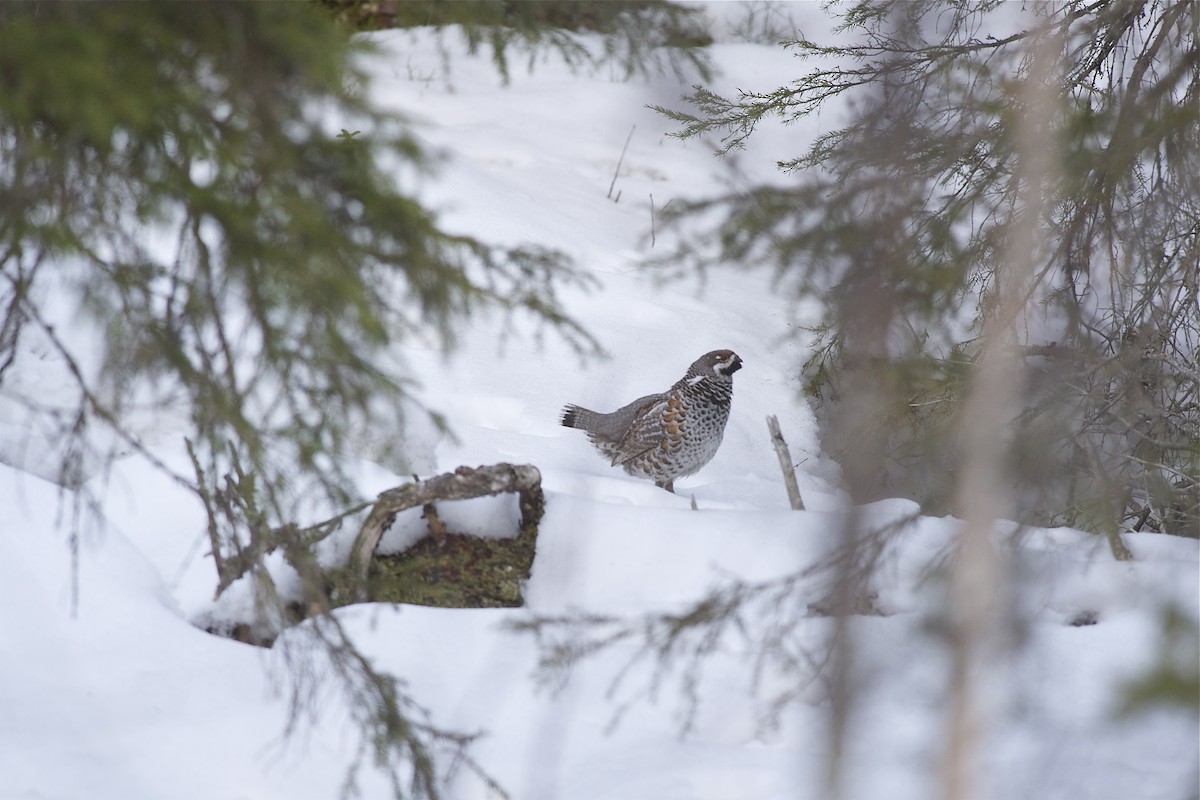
<box><xmin>610</xmin><ymin>394</ymin><xmax>669</xmax><ymax>466</ymax></box>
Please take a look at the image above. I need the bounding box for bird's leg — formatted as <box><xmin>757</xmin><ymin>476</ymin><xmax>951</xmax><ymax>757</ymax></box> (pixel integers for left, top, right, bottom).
<box><xmin>657</xmin><ymin>480</ymin><xmax>675</xmax><ymax>493</ymax></box>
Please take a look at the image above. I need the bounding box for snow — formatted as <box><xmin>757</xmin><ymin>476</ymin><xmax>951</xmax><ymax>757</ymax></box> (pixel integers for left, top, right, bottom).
<box><xmin>2</xmin><ymin>6</ymin><xmax>1197</xmax><ymax>800</ymax></box>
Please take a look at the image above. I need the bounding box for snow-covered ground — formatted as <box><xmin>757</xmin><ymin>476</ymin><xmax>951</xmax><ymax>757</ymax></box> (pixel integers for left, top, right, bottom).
<box><xmin>2</xmin><ymin>6</ymin><xmax>1197</xmax><ymax>800</ymax></box>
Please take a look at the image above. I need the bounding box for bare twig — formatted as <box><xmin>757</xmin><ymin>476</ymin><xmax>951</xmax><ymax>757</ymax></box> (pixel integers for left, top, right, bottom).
<box><xmin>766</xmin><ymin>415</ymin><xmax>805</xmax><ymax>510</ymax></box>
<box><xmin>650</xmin><ymin>193</ymin><xmax>656</xmax><ymax>247</ymax></box>
<box><xmin>608</xmin><ymin>125</ymin><xmax>635</xmax><ymax>200</ymax></box>
<box><xmin>186</xmin><ymin>438</ymin><xmax>227</xmax><ymax>582</ymax></box>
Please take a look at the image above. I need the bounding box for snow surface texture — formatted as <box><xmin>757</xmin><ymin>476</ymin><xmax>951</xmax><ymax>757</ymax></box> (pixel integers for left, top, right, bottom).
<box><xmin>2</xmin><ymin>6</ymin><xmax>1197</xmax><ymax>800</ymax></box>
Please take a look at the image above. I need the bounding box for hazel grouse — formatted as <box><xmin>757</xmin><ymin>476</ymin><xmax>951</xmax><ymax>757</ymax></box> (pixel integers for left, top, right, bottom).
<box><xmin>560</xmin><ymin>350</ymin><xmax>742</xmax><ymax>492</ymax></box>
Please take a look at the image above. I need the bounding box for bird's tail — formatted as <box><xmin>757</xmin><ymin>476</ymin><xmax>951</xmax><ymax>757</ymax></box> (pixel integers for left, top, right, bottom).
<box><xmin>560</xmin><ymin>404</ymin><xmax>598</xmax><ymax>430</ymax></box>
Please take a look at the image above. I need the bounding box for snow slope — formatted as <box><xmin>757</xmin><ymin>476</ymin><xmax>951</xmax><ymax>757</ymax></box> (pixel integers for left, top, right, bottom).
<box><xmin>2</xmin><ymin>7</ymin><xmax>1197</xmax><ymax>800</ymax></box>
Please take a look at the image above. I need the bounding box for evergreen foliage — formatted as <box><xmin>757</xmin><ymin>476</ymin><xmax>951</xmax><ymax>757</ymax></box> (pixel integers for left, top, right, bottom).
<box><xmin>0</xmin><ymin>0</ymin><xmax>590</xmax><ymax>510</ymax></box>
<box><xmin>318</xmin><ymin>0</ymin><xmax>713</xmax><ymax>82</ymax></box>
<box><xmin>0</xmin><ymin>2</ymin><xmax>667</xmax><ymax>796</ymax></box>
<box><xmin>653</xmin><ymin>0</ymin><xmax>1199</xmax><ymax>535</ymax></box>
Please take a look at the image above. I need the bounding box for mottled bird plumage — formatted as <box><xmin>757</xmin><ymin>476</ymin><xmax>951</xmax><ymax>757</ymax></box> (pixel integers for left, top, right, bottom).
<box><xmin>560</xmin><ymin>350</ymin><xmax>743</xmax><ymax>492</ymax></box>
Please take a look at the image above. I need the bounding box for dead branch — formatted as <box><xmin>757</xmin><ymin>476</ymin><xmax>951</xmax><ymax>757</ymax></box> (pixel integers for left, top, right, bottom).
<box><xmin>767</xmin><ymin>415</ymin><xmax>805</xmax><ymax>510</ymax></box>
<box><xmin>348</xmin><ymin>464</ymin><xmax>544</xmax><ymax>601</ymax></box>
<box><xmin>202</xmin><ymin>461</ymin><xmax>544</xmax><ymax>602</ymax></box>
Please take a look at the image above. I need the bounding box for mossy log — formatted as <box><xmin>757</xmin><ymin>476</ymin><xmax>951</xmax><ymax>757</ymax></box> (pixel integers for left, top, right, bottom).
<box><xmin>342</xmin><ymin>463</ymin><xmax>544</xmax><ymax>605</ymax></box>
<box><xmin>207</xmin><ymin>461</ymin><xmax>544</xmax><ymax>614</ymax></box>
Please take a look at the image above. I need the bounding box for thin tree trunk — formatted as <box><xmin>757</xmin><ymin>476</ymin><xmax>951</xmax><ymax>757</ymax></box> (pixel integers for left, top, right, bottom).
<box><xmin>942</xmin><ymin>19</ymin><xmax>1062</xmax><ymax>800</ymax></box>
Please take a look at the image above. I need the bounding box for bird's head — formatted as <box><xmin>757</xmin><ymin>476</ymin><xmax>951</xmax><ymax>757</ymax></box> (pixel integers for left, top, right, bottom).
<box><xmin>692</xmin><ymin>350</ymin><xmax>743</xmax><ymax>379</ymax></box>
